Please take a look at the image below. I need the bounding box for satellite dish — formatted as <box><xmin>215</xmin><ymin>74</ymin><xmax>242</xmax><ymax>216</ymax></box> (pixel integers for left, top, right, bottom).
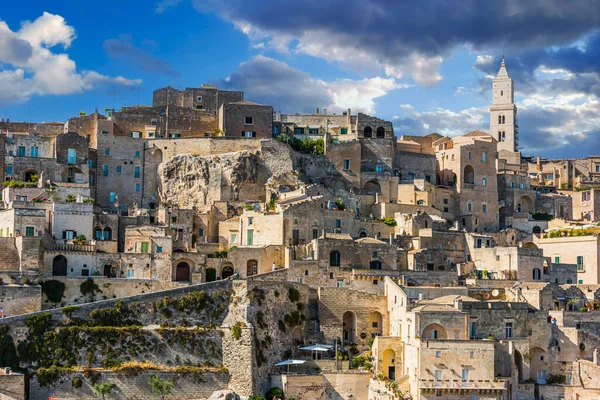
<box><xmin>492</xmin><ymin>289</ymin><xmax>500</xmax><ymax>297</ymax></box>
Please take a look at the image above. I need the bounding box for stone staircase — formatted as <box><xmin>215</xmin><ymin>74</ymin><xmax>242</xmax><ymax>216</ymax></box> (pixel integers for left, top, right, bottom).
<box><xmin>0</xmin><ymin>238</ymin><xmax>20</xmax><ymax>271</ymax></box>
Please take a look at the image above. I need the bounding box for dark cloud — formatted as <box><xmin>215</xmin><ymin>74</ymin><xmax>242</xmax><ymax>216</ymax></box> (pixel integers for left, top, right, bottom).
<box><xmin>192</xmin><ymin>0</ymin><xmax>600</xmax><ymax>77</ymax></box>
<box><xmin>0</xmin><ymin>24</ymin><xmax>33</xmax><ymax>65</ymax></box>
<box><xmin>103</xmin><ymin>35</ymin><xmax>179</xmax><ymax>77</ymax></box>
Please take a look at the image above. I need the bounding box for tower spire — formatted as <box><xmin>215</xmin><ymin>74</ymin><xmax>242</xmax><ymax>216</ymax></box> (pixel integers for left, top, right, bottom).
<box><xmin>497</xmin><ymin>56</ymin><xmax>509</xmax><ymax>78</ymax></box>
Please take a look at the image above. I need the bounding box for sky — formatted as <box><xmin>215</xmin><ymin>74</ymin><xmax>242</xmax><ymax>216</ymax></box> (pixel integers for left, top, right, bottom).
<box><xmin>1</xmin><ymin>1</ymin><xmax>599</xmax><ymax>158</ymax></box>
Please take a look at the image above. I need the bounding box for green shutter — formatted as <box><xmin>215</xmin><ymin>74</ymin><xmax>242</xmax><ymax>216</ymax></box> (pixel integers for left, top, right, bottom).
<box><xmin>141</xmin><ymin>242</ymin><xmax>149</xmax><ymax>253</ymax></box>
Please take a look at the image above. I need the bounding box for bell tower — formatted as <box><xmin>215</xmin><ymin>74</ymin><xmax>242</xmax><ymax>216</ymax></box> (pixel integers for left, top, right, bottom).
<box><xmin>490</xmin><ymin>56</ymin><xmax>517</xmax><ymax>152</ymax></box>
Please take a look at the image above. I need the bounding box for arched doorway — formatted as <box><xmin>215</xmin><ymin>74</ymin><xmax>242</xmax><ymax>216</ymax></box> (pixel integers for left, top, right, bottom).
<box><xmin>222</xmin><ymin>264</ymin><xmax>234</xmax><ymax>279</ymax></box>
<box><xmin>382</xmin><ymin>349</ymin><xmax>396</xmax><ymax>380</ymax></box>
<box><xmin>103</xmin><ymin>262</ymin><xmax>117</xmax><ymax>278</ymax></box>
<box><xmin>376</xmin><ymin>127</ymin><xmax>386</xmax><ymax>138</ymax></box>
<box><xmin>175</xmin><ymin>262</ymin><xmax>190</xmax><ymax>282</ymax></box>
<box><xmin>205</xmin><ymin>268</ymin><xmax>217</xmax><ymax>282</ymax></box>
<box><xmin>363</xmin><ymin>180</ymin><xmax>381</xmax><ymax>194</ymax></box>
<box><xmin>52</xmin><ymin>255</ymin><xmax>68</xmax><ymax>276</ymax></box>
<box><xmin>363</xmin><ymin>126</ymin><xmax>373</xmax><ymax>138</ymax></box>
<box><xmin>422</xmin><ymin>323</ymin><xmax>448</xmax><ymax>339</ymax></box>
<box><xmin>517</xmin><ymin>195</ymin><xmax>534</xmax><ymax>213</ymax></box>
<box><xmin>246</xmin><ymin>260</ymin><xmax>258</xmax><ymax>276</ymax></box>
<box><xmin>342</xmin><ymin>311</ymin><xmax>357</xmax><ymax>343</ymax></box>
<box><xmin>150</xmin><ymin>148</ymin><xmax>163</xmax><ymax>163</ymax></box>
<box><xmin>272</xmin><ymin>125</ymin><xmax>279</xmax><ymax>135</ymax></box>
<box><xmin>369</xmin><ymin>311</ymin><xmax>383</xmax><ymax>337</ymax></box>
<box><xmin>463</xmin><ymin>165</ymin><xmax>475</xmax><ymax>184</ymax></box>
<box><xmin>359</xmin><ymin>231</ymin><xmax>367</xmax><ymax>238</ymax></box>
<box><xmin>514</xmin><ymin>350</ymin><xmax>523</xmax><ymax>382</ymax></box>
<box><xmin>24</xmin><ymin>169</ymin><xmax>38</xmax><ymax>183</ymax></box>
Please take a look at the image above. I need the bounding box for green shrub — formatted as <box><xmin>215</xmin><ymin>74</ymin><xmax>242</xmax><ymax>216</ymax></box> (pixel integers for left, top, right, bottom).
<box><xmin>579</xmin><ymin>307</ymin><xmax>588</xmax><ymax>312</ymax></box>
<box><xmin>288</xmin><ymin>287</ymin><xmax>300</xmax><ymax>302</ymax></box>
<box><xmin>547</xmin><ymin>374</ymin><xmax>566</xmax><ymax>385</ymax></box>
<box><xmin>351</xmin><ymin>356</ymin><xmax>366</xmax><ymax>369</ymax></box>
<box><xmin>265</xmin><ymin>387</ymin><xmax>284</xmax><ymax>399</ymax></box>
<box><xmin>335</xmin><ymin>198</ymin><xmax>346</xmax><ymax>211</ymax></box>
<box><xmin>275</xmin><ymin>133</ymin><xmax>324</xmax><ymax>154</ymax></box>
<box><xmin>72</xmin><ymin>377</ymin><xmax>83</xmax><ymax>388</ymax></box>
<box><xmin>80</xmin><ymin>278</ymin><xmax>101</xmax><ymax>297</ymax></box>
<box><xmin>232</xmin><ymin>322</ymin><xmax>243</xmax><ymax>340</ymax></box>
<box><xmin>248</xmin><ymin>396</ymin><xmax>265</xmax><ymax>400</ymax></box>
<box><xmin>0</xmin><ymin>325</ymin><xmax>18</xmax><ymax>370</ymax></box>
<box><xmin>380</xmin><ymin>217</ymin><xmax>397</xmax><ymax>227</ymax></box>
<box><xmin>41</xmin><ymin>280</ymin><xmax>66</xmax><ymax>303</ymax></box>
<box><xmin>532</xmin><ymin>212</ymin><xmax>554</xmax><ymax>221</ymax></box>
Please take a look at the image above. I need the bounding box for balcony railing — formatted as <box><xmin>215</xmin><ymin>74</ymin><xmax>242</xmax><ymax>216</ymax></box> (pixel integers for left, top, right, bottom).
<box><xmin>52</xmin><ymin>243</ymin><xmax>96</xmax><ymax>252</ymax></box>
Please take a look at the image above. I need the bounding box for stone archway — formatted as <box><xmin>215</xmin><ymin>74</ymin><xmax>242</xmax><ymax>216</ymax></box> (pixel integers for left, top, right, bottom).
<box><xmin>376</xmin><ymin>127</ymin><xmax>386</xmax><ymax>138</ymax></box>
<box><xmin>175</xmin><ymin>262</ymin><xmax>191</xmax><ymax>282</ymax></box>
<box><xmin>221</xmin><ymin>264</ymin><xmax>234</xmax><ymax>279</ymax></box>
<box><xmin>343</xmin><ymin>311</ymin><xmax>357</xmax><ymax>343</ymax></box>
<box><xmin>363</xmin><ymin>126</ymin><xmax>373</xmax><ymax>138</ymax></box>
<box><xmin>205</xmin><ymin>268</ymin><xmax>217</xmax><ymax>282</ymax></box>
<box><xmin>103</xmin><ymin>262</ymin><xmax>118</xmax><ymax>278</ymax></box>
<box><xmin>463</xmin><ymin>165</ymin><xmax>475</xmax><ymax>184</ymax></box>
<box><xmin>369</xmin><ymin>311</ymin><xmax>383</xmax><ymax>337</ymax></box>
<box><xmin>24</xmin><ymin>169</ymin><xmax>38</xmax><ymax>183</ymax></box>
<box><xmin>363</xmin><ymin>180</ymin><xmax>381</xmax><ymax>194</ymax></box>
<box><xmin>52</xmin><ymin>255</ymin><xmax>67</xmax><ymax>276</ymax></box>
<box><xmin>422</xmin><ymin>323</ymin><xmax>448</xmax><ymax>339</ymax></box>
<box><xmin>382</xmin><ymin>349</ymin><xmax>396</xmax><ymax>380</ymax></box>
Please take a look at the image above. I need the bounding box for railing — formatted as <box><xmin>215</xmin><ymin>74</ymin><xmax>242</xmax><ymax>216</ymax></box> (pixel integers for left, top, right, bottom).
<box><xmin>52</xmin><ymin>243</ymin><xmax>96</xmax><ymax>252</ymax></box>
<box><xmin>462</xmin><ymin>183</ymin><xmax>475</xmax><ymax>189</ymax></box>
<box><xmin>420</xmin><ymin>379</ymin><xmax>505</xmax><ymax>390</ymax></box>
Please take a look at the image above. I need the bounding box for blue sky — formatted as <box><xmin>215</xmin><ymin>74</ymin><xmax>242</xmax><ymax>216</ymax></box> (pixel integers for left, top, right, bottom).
<box><xmin>1</xmin><ymin>0</ymin><xmax>599</xmax><ymax>158</ymax></box>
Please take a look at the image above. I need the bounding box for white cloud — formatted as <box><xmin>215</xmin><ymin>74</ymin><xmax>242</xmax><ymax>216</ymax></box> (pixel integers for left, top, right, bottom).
<box><xmin>219</xmin><ymin>55</ymin><xmax>410</xmax><ymax>115</ymax></box>
<box><xmin>0</xmin><ymin>12</ymin><xmax>141</xmax><ymax>106</ymax></box>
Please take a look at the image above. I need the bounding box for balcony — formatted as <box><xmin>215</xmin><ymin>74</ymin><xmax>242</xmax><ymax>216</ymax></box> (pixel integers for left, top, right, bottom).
<box><xmin>420</xmin><ymin>378</ymin><xmax>506</xmax><ymax>392</ymax></box>
<box><xmin>52</xmin><ymin>243</ymin><xmax>96</xmax><ymax>252</ymax></box>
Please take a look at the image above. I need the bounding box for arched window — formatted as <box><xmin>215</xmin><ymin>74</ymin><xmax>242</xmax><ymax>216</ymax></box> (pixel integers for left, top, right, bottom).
<box><xmin>500</xmin><ymin>90</ymin><xmax>504</xmax><ymax>96</ymax></box>
<box><xmin>376</xmin><ymin>126</ymin><xmax>386</xmax><ymax>138</ymax></box>
<box><xmin>94</xmin><ymin>227</ymin><xmax>103</xmax><ymax>240</ymax></box>
<box><xmin>502</xmin><ymin>115</ymin><xmax>505</xmax><ymax>124</ymax></box>
<box><xmin>533</xmin><ymin>268</ymin><xmax>541</xmax><ymax>280</ymax></box>
<box><xmin>498</xmin><ymin>115</ymin><xmax>502</xmax><ymax>124</ymax></box>
<box><xmin>463</xmin><ymin>165</ymin><xmax>475</xmax><ymax>184</ymax></box>
<box><xmin>482</xmin><ymin>178</ymin><xmax>487</xmax><ymax>187</ymax></box>
<box><xmin>363</xmin><ymin>126</ymin><xmax>373</xmax><ymax>138</ymax></box>
<box><xmin>482</xmin><ymin>152</ymin><xmax>487</xmax><ymax>163</ymax></box>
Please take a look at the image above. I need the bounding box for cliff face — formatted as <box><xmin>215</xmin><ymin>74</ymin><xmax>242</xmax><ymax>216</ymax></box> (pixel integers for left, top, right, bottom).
<box><xmin>157</xmin><ymin>151</ymin><xmax>262</xmax><ymax>210</ymax></box>
<box><xmin>157</xmin><ymin>140</ymin><xmax>339</xmax><ymax>210</ymax></box>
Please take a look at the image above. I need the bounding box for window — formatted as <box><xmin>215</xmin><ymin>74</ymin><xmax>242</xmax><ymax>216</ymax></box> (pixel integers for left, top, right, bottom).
<box><xmin>140</xmin><ymin>242</ymin><xmax>149</xmax><ymax>253</ymax></box>
<box><xmin>196</xmin><ymin>95</ymin><xmax>203</xmax><ymax>102</ymax></box>
<box><xmin>31</xmin><ymin>146</ymin><xmax>39</xmax><ymax>157</ymax></box>
<box><xmin>135</xmin><ymin>183</ymin><xmax>141</xmax><ymax>192</ymax></box>
<box><xmin>17</xmin><ymin>146</ymin><xmax>25</xmax><ymax>157</ymax></box>
<box><xmin>103</xmin><ymin>165</ymin><xmax>109</xmax><ymax>176</ymax></box>
<box><xmin>468</xmin><ymin>152</ymin><xmax>471</xmax><ymax>160</ymax></box>
<box><xmin>330</xmin><ymin>251</ymin><xmax>341</xmax><ymax>267</ymax></box>
<box><xmin>248</xmin><ymin>217</ymin><xmax>254</xmax><ymax>225</ymax></box>
<box><xmin>104</xmin><ymin>148</ymin><xmax>110</xmax><ymax>156</ymax></box>
<box><xmin>462</xmin><ymin>369</ymin><xmax>469</xmax><ymax>382</ymax></box>
<box><xmin>116</xmin><ymin>166</ymin><xmax>122</xmax><ymax>173</ymax></box>
<box><xmin>435</xmin><ymin>370</ymin><xmax>442</xmax><ymax>382</ymax></box>
<box><xmin>243</xmin><ymin>131</ymin><xmax>256</xmax><ymax>138</ymax></box>
<box><xmin>6</xmin><ymin>165</ymin><xmax>12</xmax><ymax>175</ymax></box>
<box><xmin>482</xmin><ymin>178</ymin><xmax>487</xmax><ymax>187</ymax></box>
<box><xmin>443</xmin><ymin>198</ymin><xmax>449</xmax><ymax>205</ymax></box>
<box><xmin>375</xmin><ymin>165</ymin><xmax>383</xmax><ymax>173</ymax></box>
<box><xmin>335</xmin><ymin>219</ymin><xmax>341</xmax><ymax>228</ymax></box>
<box><xmin>533</xmin><ymin>268</ymin><xmax>541</xmax><ymax>280</ymax></box>
<box><xmin>135</xmin><ymin>151</ymin><xmax>141</xmax><ymax>158</ymax></box>
<box><xmin>127</xmin><ymin>269</ymin><xmax>135</xmax><ymax>278</ymax></box>
<box><xmin>64</xmin><ymin>230</ymin><xmax>75</xmax><ymax>240</ymax></box>
<box><xmin>482</xmin><ymin>203</ymin><xmax>487</xmax><ymax>213</ymax></box>
<box><xmin>436</xmin><ymin>351</ymin><xmax>441</xmax><ymax>358</ymax></box>
<box><xmin>554</xmin><ymin>256</ymin><xmax>560</xmax><ymax>264</ymax></box>
<box><xmin>577</xmin><ymin>256</ymin><xmax>584</xmax><ymax>271</ymax></box>
<box><xmin>470</xmin><ymin>351</ymin><xmax>474</xmax><ymax>359</ymax></box>
<box><xmin>505</xmin><ymin>322</ymin><xmax>513</xmax><ymax>338</ymax></box>
<box><xmin>245</xmin><ymin>116</ymin><xmax>253</xmax><ymax>125</ymax></box>
<box><xmin>294</xmin><ymin>127</ymin><xmax>305</xmax><ymax>135</ymax></box>
<box><xmin>156</xmin><ymin>246</ymin><xmax>163</xmax><ymax>253</ymax></box>
<box><xmin>25</xmin><ymin>227</ymin><xmax>35</xmax><ymax>237</ymax></box>
<box><xmin>579</xmin><ymin>279</ymin><xmax>583</xmax><ymax>284</ymax></box>
<box><xmin>409</xmin><ymin>173</ymin><xmax>415</xmax><ymax>180</ymax></box>
<box><xmin>169</xmin><ymin>133</ymin><xmax>181</xmax><ymax>138</ymax></box>
<box><xmin>467</xmin><ymin>202</ymin><xmax>473</xmax><ymax>212</ymax></box>
<box><xmin>546</xmin><ymin>174</ymin><xmax>553</xmax><ymax>180</ymax></box>
<box><xmin>109</xmin><ymin>192</ymin><xmax>115</xmax><ymax>203</ymax></box>
<box><xmin>519</xmin><ymin>183</ymin><xmax>524</xmax><ymax>189</ymax></box>
<box><xmin>372</xmin><ymin>279</ymin><xmax>378</xmax><ymax>285</ymax></box>
<box><xmin>341</xmin><ymin>128</ymin><xmax>348</xmax><ymax>135</ymax></box>
<box><xmin>67</xmin><ymin>148</ymin><xmax>76</xmax><ymax>164</ymax></box>
<box><xmin>246</xmin><ymin>230</ymin><xmax>254</xmax><ymax>245</ymax></box>
<box><xmin>482</xmin><ymin>152</ymin><xmax>487</xmax><ymax>162</ymax></box>
<box><xmin>343</xmin><ymin>160</ymin><xmax>350</xmax><ymax>170</ymax></box>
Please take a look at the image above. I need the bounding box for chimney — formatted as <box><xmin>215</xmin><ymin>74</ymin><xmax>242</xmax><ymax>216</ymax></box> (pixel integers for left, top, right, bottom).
<box><xmin>347</xmin><ymin>108</ymin><xmax>351</xmax><ymax>133</ymax></box>
<box><xmin>454</xmin><ymin>298</ymin><xmax>463</xmax><ymax>311</ymax></box>
<box><xmin>316</xmin><ymin>108</ymin><xmax>319</xmax><ymax>114</ymax></box>
<box><xmin>323</xmin><ymin>108</ymin><xmax>327</xmax><ymax>115</ymax></box>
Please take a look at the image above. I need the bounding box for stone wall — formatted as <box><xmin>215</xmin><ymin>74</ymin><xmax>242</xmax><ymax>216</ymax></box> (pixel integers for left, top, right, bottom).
<box><xmin>29</xmin><ymin>370</ymin><xmax>229</xmax><ymax>400</ymax></box>
<box><xmin>279</xmin><ymin>371</ymin><xmax>371</xmax><ymax>400</ymax></box>
<box><xmin>0</xmin><ymin>373</ymin><xmax>24</xmax><ymax>400</ymax></box>
<box><xmin>0</xmin><ymin>284</ymin><xmax>41</xmax><ymax>316</ymax></box>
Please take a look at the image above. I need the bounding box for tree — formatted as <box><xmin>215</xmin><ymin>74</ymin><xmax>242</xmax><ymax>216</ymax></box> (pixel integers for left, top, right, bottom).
<box><xmin>265</xmin><ymin>387</ymin><xmax>284</xmax><ymax>399</ymax></box>
<box><xmin>93</xmin><ymin>382</ymin><xmax>115</xmax><ymax>400</ymax></box>
<box><xmin>149</xmin><ymin>375</ymin><xmax>173</xmax><ymax>400</ymax></box>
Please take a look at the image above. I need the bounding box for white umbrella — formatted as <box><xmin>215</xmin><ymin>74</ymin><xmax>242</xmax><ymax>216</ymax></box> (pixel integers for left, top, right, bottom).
<box><xmin>275</xmin><ymin>359</ymin><xmax>307</xmax><ymax>374</ymax></box>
